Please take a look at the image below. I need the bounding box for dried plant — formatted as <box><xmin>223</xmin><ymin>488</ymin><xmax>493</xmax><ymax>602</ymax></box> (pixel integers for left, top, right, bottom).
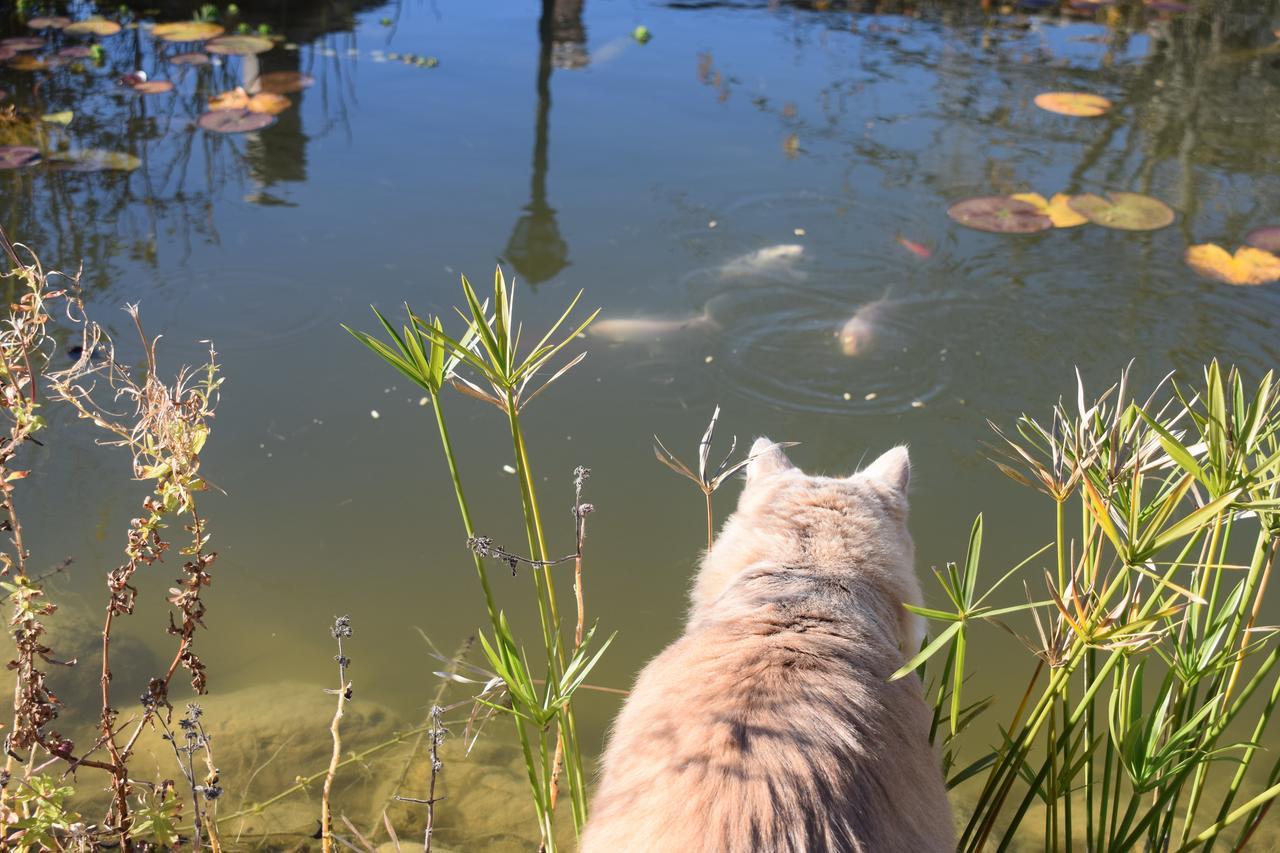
<box><xmin>654</xmin><ymin>405</ymin><xmax>797</xmax><ymax>550</ymax></box>
<box><xmin>321</xmin><ymin>615</ymin><xmax>354</xmax><ymax>853</ymax></box>
<box><xmin>156</xmin><ymin>703</ymin><xmax>222</xmax><ymax>852</ymax></box>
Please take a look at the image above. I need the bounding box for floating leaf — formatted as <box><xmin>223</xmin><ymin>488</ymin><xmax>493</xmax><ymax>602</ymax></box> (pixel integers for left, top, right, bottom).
<box><xmin>57</xmin><ymin>46</ymin><xmax>95</xmax><ymax>59</ymax></box>
<box><xmin>151</xmin><ymin>21</ymin><xmax>226</xmax><ymax>42</ymax></box>
<box><xmin>1010</xmin><ymin>192</ymin><xmax>1089</xmax><ymax>228</ymax></box>
<box><xmin>205</xmin><ymin>35</ymin><xmax>274</xmax><ymax>55</ymax></box>
<box><xmin>1034</xmin><ymin>91</ymin><xmax>1112</xmax><ymax>117</ymax></box>
<box><xmin>1184</xmin><ymin>244</ymin><xmax>1280</xmax><ymax>286</ymax></box>
<box><xmin>1068</xmin><ymin>192</ymin><xmax>1175</xmax><ymax>231</ymax></box>
<box><xmin>947</xmin><ymin>196</ymin><xmax>1053</xmax><ymax>234</ymax></box>
<box><xmin>0</xmin><ymin>37</ymin><xmax>47</xmax><ymax>52</ymax></box>
<box><xmin>1244</xmin><ymin>226</ymin><xmax>1280</xmax><ymax>253</ymax></box>
<box><xmin>0</xmin><ymin>47</ymin><xmax>16</xmax><ymax>62</ymax></box>
<box><xmin>46</xmin><ymin>149</ymin><xmax>141</xmax><ymax>172</ymax></box>
<box><xmin>132</xmin><ymin>80</ymin><xmax>174</xmax><ymax>95</ymax></box>
<box><xmin>0</xmin><ymin>146</ymin><xmax>41</xmax><ymax>169</ymax></box>
<box><xmin>1145</xmin><ymin>0</ymin><xmax>1189</xmax><ymax>11</ymax></box>
<box><xmin>254</xmin><ymin>71</ymin><xmax>314</xmax><ymax>94</ymax></box>
<box><xmin>7</xmin><ymin>56</ymin><xmax>47</xmax><ymax>72</ymax></box>
<box><xmin>26</xmin><ymin>17</ymin><xmax>70</xmax><ymax>30</ymax></box>
<box><xmin>41</xmin><ymin>111</ymin><xmax>73</xmax><ymax>125</ymax></box>
<box><xmin>208</xmin><ymin>88</ymin><xmax>290</xmax><ymax>114</ymax></box>
<box><xmin>63</xmin><ymin>19</ymin><xmax>122</xmax><ymax>37</ymax></box>
<box><xmin>169</xmin><ymin>52</ymin><xmax>211</xmax><ymax>66</ymax></box>
<box><xmin>197</xmin><ymin>109</ymin><xmax>276</xmax><ymax>133</ymax></box>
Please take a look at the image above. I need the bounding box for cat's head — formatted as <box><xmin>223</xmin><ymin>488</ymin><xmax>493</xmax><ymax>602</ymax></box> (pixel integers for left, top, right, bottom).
<box><xmin>691</xmin><ymin>438</ymin><xmax>922</xmax><ymax>648</ymax></box>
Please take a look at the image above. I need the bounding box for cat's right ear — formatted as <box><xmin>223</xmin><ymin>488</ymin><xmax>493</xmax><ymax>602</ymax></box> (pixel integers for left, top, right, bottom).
<box><xmin>745</xmin><ymin>437</ymin><xmax>796</xmax><ymax>484</ymax></box>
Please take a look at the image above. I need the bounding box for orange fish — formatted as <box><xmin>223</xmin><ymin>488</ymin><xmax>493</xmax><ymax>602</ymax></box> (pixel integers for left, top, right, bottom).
<box><xmin>895</xmin><ymin>235</ymin><xmax>933</xmax><ymax>259</ymax></box>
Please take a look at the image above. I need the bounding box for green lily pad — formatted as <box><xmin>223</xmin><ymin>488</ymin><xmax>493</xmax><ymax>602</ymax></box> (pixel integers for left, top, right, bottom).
<box><xmin>205</xmin><ymin>35</ymin><xmax>274</xmax><ymax>55</ymax></box>
<box><xmin>1067</xmin><ymin>192</ymin><xmax>1175</xmax><ymax>231</ymax></box>
<box><xmin>46</xmin><ymin>149</ymin><xmax>141</xmax><ymax>172</ymax></box>
<box><xmin>0</xmin><ymin>146</ymin><xmax>41</xmax><ymax>169</ymax></box>
<box><xmin>947</xmin><ymin>196</ymin><xmax>1053</xmax><ymax>234</ymax></box>
<box><xmin>197</xmin><ymin>109</ymin><xmax>276</xmax><ymax>133</ymax></box>
<box><xmin>1245</xmin><ymin>226</ymin><xmax>1280</xmax><ymax>253</ymax></box>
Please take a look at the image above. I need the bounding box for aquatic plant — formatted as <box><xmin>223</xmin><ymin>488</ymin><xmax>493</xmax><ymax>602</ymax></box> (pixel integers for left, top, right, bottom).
<box><xmin>346</xmin><ymin>267</ymin><xmax>607</xmax><ymax>851</ymax></box>
<box><xmin>904</xmin><ymin>361</ymin><xmax>1280</xmax><ymax>851</ymax></box>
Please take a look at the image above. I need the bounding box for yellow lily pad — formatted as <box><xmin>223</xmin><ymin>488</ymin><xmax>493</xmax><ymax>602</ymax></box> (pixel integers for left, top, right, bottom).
<box><xmin>1009</xmin><ymin>192</ymin><xmax>1089</xmax><ymax>228</ymax></box>
<box><xmin>63</xmin><ymin>19</ymin><xmax>122</xmax><ymax>37</ymax></box>
<box><xmin>41</xmin><ymin>111</ymin><xmax>73</xmax><ymax>125</ymax></box>
<box><xmin>209</xmin><ymin>88</ymin><xmax>291</xmax><ymax>114</ymax></box>
<box><xmin>26</xmin><ymin>16</ymin><xmax>71</xmax><ymax>29</ymax></box>
<box><xmin>1185</xmin><ymin>244</ymin><xmax>1280</xmax><ymax>286</ymax></box>
<box><xmin>205</xmin><ymin>35</ymin><xmax>274</xmax><ymax>55</ymax></box>
<box><xmin>151</xmin><ymin>22</ymin><xmax>225</xmax><ymax>42</ymax></box>
<box><xmin>7</xmin><ymin>55</ymin><xmax>47</xmax><ymax>72</ymax></box>
<box><xmin>46</xmin><ymin>149</ymin><xmax>141</xmax><ymax>172</ymax></box>
<box><xmin>132</xmin><ymin>80</ymin><xmax>175</xmax><ymax>95</ymax></box>
<box><xmin>1033</xmin><ymin>92</ymin><xmax>1112</xmax><ymax>117</ymax></box>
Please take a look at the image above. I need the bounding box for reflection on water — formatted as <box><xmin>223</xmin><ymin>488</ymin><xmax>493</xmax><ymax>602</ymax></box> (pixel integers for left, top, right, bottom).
<box><xmin>4</xmin><ymin>0</ymin><xmax>1280</xmax><ymax>847</ymax></box>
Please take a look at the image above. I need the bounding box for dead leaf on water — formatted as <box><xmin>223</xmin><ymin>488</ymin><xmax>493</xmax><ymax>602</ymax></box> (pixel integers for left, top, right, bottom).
<box><xmin>1009</xmin><ymin>192</ymin><xmax>1088</xmax><ymax>228</ymax></box>
<box><xmin>1244</xmin><ymin>225</ymin><xmax>1280</xmax><ymax>253</ymax></box>
<box><xmin>1068</xmin><ymin>192</ymin><xmax>1174</xmax><ymax>231</ymax></box>
<box><xmin>1033</xmin><ymin>91</ymin><xmax>1112</xmax><ymax>116</ymax></box>
<box><xmin>947</xmin><ymin>196</ymin><xmax>1053</xmax><ymax>233</ymax></box>
<box><xmin>26</xmin><ymin>16</ymin><xmax>71</xmax><ymax>29</ymax></box>
<box><xmin>205</xmin><ymin>35</ymin><xmax>275</xmax><ymax>55</ymax></box>
<box><xmin>46</xmin><ymin>149</ymin><xmax>141</xmax><ymax>172</ymax></box>
<box><xmin>0</xmin><ymin>146</ymin><xmax>41</xmax><ymax>169</ymax></box>
<box><xmin>1185</xmin><ymin>244</ymin><xmax>1280</xmax><ymax>286</ymax></box>
<box><xmin>0</xmin><ymin>37</ymin><xmax>47</xmax><ymax>52</ymax></box>
<box><xmin>152</xmin><ymin>22</ymin><xmax>225</xmax><ymax>42</ymax></box>
<box><xmin>132</xmin><ymin>81</ymin><xmax>174</xmax><ymax>95</ymax></box>
<box><xmin>169</xmin><ymin>52</ymin><xmax>211</xmax><ymax>66</ymax></box>
<box><xmin>64</xmin><ymin>19</ymin><xmax>122</xmax><ymax>37</ymax></box>
<box><xmin>197</xmin><ymin>109</ymin><xmax>276</xmax><ymax>133</ymax></box>
<box><xmin>6</xmin><ymin>56</ymin><xmax>48</xmax><ymax>72</ymax></box>
<box><xmin>254</xmin><ymin>71</ymin><xmax>315</xmax><ymax>94</ymax></box>
<box><xmin>208</xmin><ymin>87</ymin><xmax>291</xmax><ymax>114</ymax></box>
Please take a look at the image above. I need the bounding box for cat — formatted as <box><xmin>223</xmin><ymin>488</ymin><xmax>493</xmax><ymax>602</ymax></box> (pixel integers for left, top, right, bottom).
<box><xmin>581</xmin><ymin>440</ymin><xmax>954</xmax><ymax>853</ymax></box>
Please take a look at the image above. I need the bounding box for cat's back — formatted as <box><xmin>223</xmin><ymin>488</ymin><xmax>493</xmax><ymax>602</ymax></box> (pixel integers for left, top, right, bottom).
<box><xmin>581</xmin><ymin>568</ymin><xmax>954</xmax><ymax>853</ymax></box>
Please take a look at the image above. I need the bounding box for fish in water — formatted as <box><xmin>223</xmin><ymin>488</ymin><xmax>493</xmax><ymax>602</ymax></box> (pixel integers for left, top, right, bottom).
<box><xmin>895</xmin><ymin>235</ymin><xmax>933</xmax><ymax>259</ymax></box>
<box><xmin>589</xmin><ymin>310</ymin><xmax>715</xmax><ymax>343</ymax></box>
<box><xmin>838</xmin><ymin>296</ymin><xmax>892</xmax><ymax>356</ymax></box>
<box><xmin>719</xmin><ymin>244</ymin><xmax>807</xmax><ymax>280</ymax></box>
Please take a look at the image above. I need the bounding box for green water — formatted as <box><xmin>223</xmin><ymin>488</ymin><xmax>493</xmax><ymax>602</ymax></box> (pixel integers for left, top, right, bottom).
<box><xmin>3</xmin><ymin>0</ymin><xmax>1280</xmax><ymax>847</ymax></box>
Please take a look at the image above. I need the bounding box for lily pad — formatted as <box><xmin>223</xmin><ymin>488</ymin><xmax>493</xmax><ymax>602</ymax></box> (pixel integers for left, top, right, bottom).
<box><xmin>1068</xmin><ymin>192</ymin><xmax>1175</xmax><ymax>231</ymax></box>
<box><xmin>151</xmin><ymin>21</ymin><xmax>225</xmax><ymax>42</ymax></box>
<box><xmin>46</xmin><ymin>149</ymin><xmax>141</xmax><ymax>172</ymax></box>
<box><xmin>0</xmin><ymin>146</ymin><xmax>41</xmax><ymax>169</ymax></box>
<box><xmin>205</xmin><ymin>35</ymin><xmax>274</xmax><ymax>56</ymax></box>
<box><xmin>1033</xmin><ymin>91</ymin><xmax>1112</xmax><ymax>117</ymax></box>
<box><xmin>1145</xmin><ymin>0</ymin><xmax>1189</xmax><ymax>12</ymax></box>
<box><xmin>209</xmin><ymin>88</ymin><xmax>291</xmax><ymax>114</ymax></box>
<box><xmin>169</xmin><ymin>52</ymin><xmax>211</xmax><ymax>66</ymax></box>
<box><xmin>26</xmin><ymin>17</ymin><xmax>71</xmax><ymax>30</ymax></box>
<box><xmin>255</xmin><ymin>71</ymin><xmax>315</xmax><ymax>94</ymax></box>
<box><xmin>0</xmin><ymin>47</ymin><xmax>16</xmax><ymax>62</ymax></box>
<box><xmin>1244</xmin><ymin>226</ymin><xmax>1280</xmax><ymax>253</ymax></box>
<box><xmin>64</xmin><ymin>19</ymin><xmax>123</xmax><ymax>37</ymax></box>
<box><xmin>197</xmin><ymin>109</ymin><xmax>276</xmax><ymax>133</ymax></box>
<box><xmin>1185</xmin><ymin>244</ymin><xmax>1280</xmax><ymax>286</ymax></box>
<box><xmin>7</xmin><ymin>56</ymin><xmax>48</xmax><ymax>72</ymax></box>
<box><xmin>57</xmin><ymin>45</ymin><xmax>95</xmax><ymax>59</ymax></box>
<box><xmin>41</xmin><ymin>111</ymin><xmax>73</xmax><ymax>125</ymax></box>
<box><xmin>947</xmin><ymin>196</ymin><xmax>1053</xmax><ymax>234</ymax></box>
<box><xmin>132</xmin><ymin>80</ymin><xmax>175</xmax><ymax>95</ymax></box>
<box><xmin>1009</xmin><ymin>192</ymin><xmax>1088</xmax><ymax>228</ymax></box>
<box><xmin>0</xmin><ymin>37</ymin><xmax>47</xmax><ymax>51</ymax></box>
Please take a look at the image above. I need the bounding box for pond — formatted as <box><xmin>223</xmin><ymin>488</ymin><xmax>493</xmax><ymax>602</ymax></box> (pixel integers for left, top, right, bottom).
<box><xmin>3</xmin><ymin>0</ymin><xmax>1280</xmax><ymax>848</ymax></box>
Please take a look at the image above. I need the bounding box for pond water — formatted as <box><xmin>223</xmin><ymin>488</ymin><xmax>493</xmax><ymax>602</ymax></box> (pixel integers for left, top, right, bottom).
<box><xmin>3</xmin><ymin>0</ymin><xmax>1280</xmax><ymax>848</ymax></box>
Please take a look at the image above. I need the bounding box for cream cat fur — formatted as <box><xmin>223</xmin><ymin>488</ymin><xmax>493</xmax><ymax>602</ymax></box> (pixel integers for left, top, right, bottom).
<box><xmin>581</xmin><ymin>440</ymin><xmax>954</xmax><ymax>853</ymax></box>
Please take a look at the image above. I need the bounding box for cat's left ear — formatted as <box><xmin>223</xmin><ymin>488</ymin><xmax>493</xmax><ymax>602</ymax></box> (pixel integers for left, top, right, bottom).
<box><xmin>858</xmin><ymin>446</ymin><xmax>910</xmax><ymax>493</ymax></box>
<box><xmin>745</xmin><ymin>437</ymin><xmax>796</xmax><ymax>483</ymax></box>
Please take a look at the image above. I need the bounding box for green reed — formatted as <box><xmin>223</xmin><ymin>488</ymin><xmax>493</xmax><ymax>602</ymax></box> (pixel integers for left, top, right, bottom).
<box><xmin>346</xmin><ymin>267</ymin><xmax>606</xmax><ymax>851</ymax></box>
<box><xmin>903</xmin><ymin>361</ymin><xmax>1280</xmax><ymax>852</ymax></box>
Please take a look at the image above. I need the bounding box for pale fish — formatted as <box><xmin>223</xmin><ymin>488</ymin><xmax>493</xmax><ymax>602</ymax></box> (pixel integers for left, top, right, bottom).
<box><xmin>589</xmin><ymin>310</ymin><xmax>715</xmax><ymax>343</ymax></box>
<box><xmin>719</xmin><ymin>244</ymin><xmax>807</xmax><ymax>280</ymax></box>
<box><xmin>838</xmin><ymin>297</ymin><xmax>892</xmax><ymax>357</ymax></box>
